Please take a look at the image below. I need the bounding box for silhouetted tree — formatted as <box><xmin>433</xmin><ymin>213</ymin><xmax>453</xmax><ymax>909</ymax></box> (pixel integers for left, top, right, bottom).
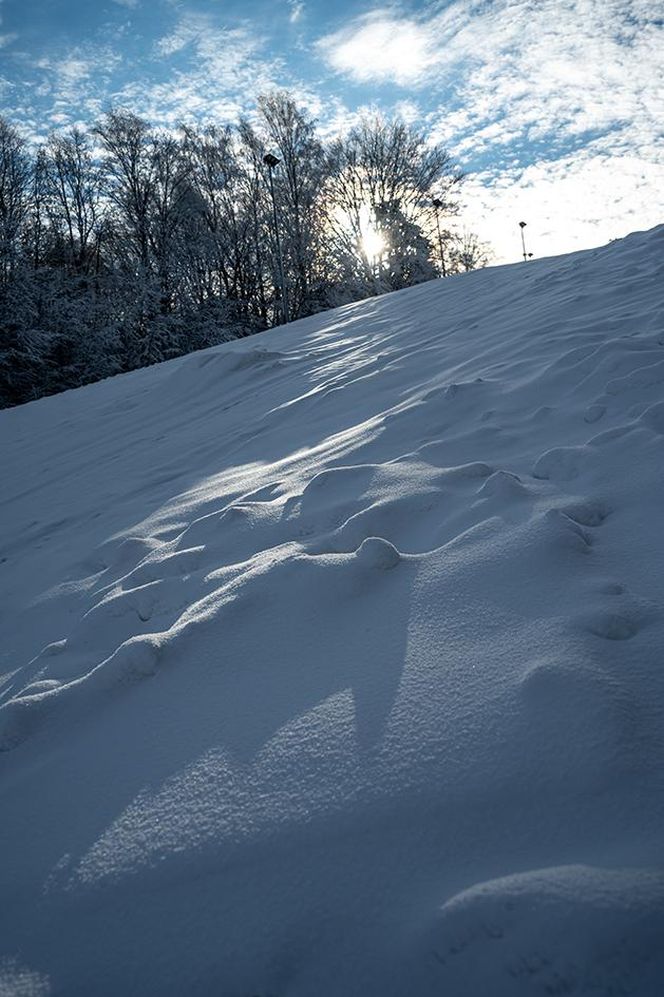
<box><xmin>0</xmin><ymin>100</ymin><xmax>489</xmax><ymax>408</ymax></box>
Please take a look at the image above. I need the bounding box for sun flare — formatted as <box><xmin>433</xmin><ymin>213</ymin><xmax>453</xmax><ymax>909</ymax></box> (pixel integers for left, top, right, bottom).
<box><xmin>361</xmin><ymin>225</ymin><xmax>386</xmax><ymax>260</ymax></box>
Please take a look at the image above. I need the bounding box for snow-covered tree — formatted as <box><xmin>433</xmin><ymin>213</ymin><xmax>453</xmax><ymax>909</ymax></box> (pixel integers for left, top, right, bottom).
<box><xmin>323</xmin><ymin>115</ymin><xmax>463</xmax><ymax>298</ymax></box>
<box><xmin>0</xmin><ymin>101</ymin><xmax>488</xmax><ymax>408</ymax></box>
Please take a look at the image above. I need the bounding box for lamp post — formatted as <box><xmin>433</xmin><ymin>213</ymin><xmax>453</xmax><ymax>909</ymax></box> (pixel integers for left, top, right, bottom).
<box><xmin>263</xmin><ymin>152</ymin><xmax>289</xmax><ymax>325</ymax></box>
<box><xmin>519</xmin><ymin>220</ymin><xmax>529</xmax><ymax>263</ymax></box>
<box><xmin>432</xmin><ymin>198</ymin><xmax>447</xmax><ymax>277</ymax></box>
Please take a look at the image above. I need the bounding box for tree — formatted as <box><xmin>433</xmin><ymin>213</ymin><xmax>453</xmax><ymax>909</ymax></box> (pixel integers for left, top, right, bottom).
<box><xmin>449</xmin><ymin>230</ymin><xmax>491</xmax><ymax>273</ymax></box>
<box><xmin>255</xmin><ymin>91</ymin><xmax>328</xmax><ymax>318</ymax></box>
<box><xmin>0</xmin><ymin>102</ymin><xmax>489</xmax><ymax>409</ymax></box>
<box><xmin>43</xmin><ymin>128</ymin><xmax>101</xmax><ymax>274</ymax></box>
<box><xmin>183</xmin><ymin>121</ymin><xmax>267</xmax><ymax>326</ymax></box>
<box><xmin>93</xmin><ymin>109</ymin><xmax>155</xmax><ymax>273</ymax></box>
<box><xmin>0</xmin><ymin>117</ymin><xmax>31</xmax><ymax>288</ymax></box>
<box><xmin>324</xmin><ymin>115</ymin><xmax>463</xmax><ymax>297</ymax></box>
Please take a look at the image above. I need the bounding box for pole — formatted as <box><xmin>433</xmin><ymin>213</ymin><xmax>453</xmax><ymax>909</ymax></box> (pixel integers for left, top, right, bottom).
<box><xmin>264</xmin><ymin>154</ymin><xmax>289</xmax><ymax>325</ymax></box>
<box><xmin>519</xmin><ymin>221</ymin><xmax>528</xmax><ymax>263</ymax></box>
<box><xmin>432</xmin><ymin>198</ymin><xmax>447</xmax><ymax>277</ymax></box>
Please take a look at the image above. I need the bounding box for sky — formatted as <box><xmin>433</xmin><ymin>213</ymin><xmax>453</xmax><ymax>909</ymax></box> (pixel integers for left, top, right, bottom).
<box><xmin>0</xmin><ymin>0</ymin><xmax>662</xmax><ymax>264</ymax></box>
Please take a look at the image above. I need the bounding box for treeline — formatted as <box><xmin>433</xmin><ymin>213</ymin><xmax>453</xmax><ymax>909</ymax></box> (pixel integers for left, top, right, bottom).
<box><xmin>0</xmin><ymin>92</ymin><xmax>488</xmax><ymax>408</ymax></box>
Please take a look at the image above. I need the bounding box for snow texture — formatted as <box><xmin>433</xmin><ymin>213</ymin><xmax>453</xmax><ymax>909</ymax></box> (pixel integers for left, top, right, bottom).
<box><xmin>1</xmin><ymin>226</ymin><xmax>664</xmax><ymax>995</ymax></box>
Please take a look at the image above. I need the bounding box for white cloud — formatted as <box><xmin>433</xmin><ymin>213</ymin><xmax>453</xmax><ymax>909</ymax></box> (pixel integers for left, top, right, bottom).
<box><xmin>316</xmin><ymin>1</ymin><xmax>663</xmax><ymax>262</ymax></box>
<box><xmin>123</xmin><ymin>18</ymin><xmax>280</xmax><ymax>126</ymax></box>
<box><xmin>0</xmin><ymin>0</ymin><xmax>17</xmax><ymax>48</ymax></box>
<box><xmin>7</xmin><ymin>45</ymin><xmax>122</xmax><ymax>135</ymax></box>
<box><xmin>156</xmin><ymin>19</ymin><xmax>201</xmax><ymax>57</ymax></box>
<box><xmin>155</xmin><ymin>15</ymin><xmax>262</xmax><ymax>78</ymax></box>
<box><xmin>317</xmin><ymin>11</ymin><xmax>438</xmax><ymax>85</ymax></box>
<box><xmin>288</xmin><ymin>0</ymin><xmax>305</xmax><ymax>24</ymax></box>
<box><xmin>54</xmin><ymin>58</ymin><xmax>94</xmax><ymax>83</ymax></box>
<box><xmin>461</xmin><ymin>149</ymin><xmax>664</xmax><ymax>264</ymax></box>
<box><xmin>392</xmin><ymin>99</ymin><xmax>420</xmax><ymax>124</ymax></box>
<box><xmin>3</xmin><ymin>0</ymin><xmax>661</xmax><ymax>267</ymax></box>
<box><xmin>318</xmin><ymin>1</ymin><xmax>663</xmax><ymax>163</ymax></box>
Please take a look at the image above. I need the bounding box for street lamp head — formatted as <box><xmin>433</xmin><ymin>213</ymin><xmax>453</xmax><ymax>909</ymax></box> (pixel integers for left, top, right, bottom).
<box><xmin>519</xmin><ymin>220</ymin><xmax>527</xmax><ymax>228</ymax></box>
<box><xmin>263</xmin><ymin>153</ymin><xmax>280</xmax><ymax>168</ymax></box>
<box><xmin>432</xmin><ymin>198</ymin><xmax>443</xmax><ymax>210</ymax></box>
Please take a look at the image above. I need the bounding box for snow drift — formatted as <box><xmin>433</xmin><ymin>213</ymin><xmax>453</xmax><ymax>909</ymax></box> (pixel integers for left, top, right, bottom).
<box><xmin>2</xmin><ymin>226</ymin><xmax>664</xmax><ymax>996</ymax></box>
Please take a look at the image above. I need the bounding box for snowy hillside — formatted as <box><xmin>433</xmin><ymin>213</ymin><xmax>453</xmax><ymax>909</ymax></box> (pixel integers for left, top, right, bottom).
<box><xmin>2</xmin><ymin>226</ymin><xmax>664</xmax><ymax>996</ymax></box>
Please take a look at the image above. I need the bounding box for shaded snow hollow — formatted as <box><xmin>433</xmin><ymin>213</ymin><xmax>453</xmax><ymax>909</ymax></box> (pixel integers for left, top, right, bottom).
<box><xmin>2</xmin><ymin>226</ymin><xmax>664</xmax><ymax>996</ymax></box>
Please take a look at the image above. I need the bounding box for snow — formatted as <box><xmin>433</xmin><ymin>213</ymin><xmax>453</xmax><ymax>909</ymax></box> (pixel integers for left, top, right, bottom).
<box><xmin>1</xmin><ymin>225</ymin><xmax>664</xmax><ymax>995</ymax></box>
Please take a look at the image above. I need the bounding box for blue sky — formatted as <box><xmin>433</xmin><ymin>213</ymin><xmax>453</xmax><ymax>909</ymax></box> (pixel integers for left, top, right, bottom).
<box><xmin>1</xmin><ymin>0</ymin><xmax>663</xmax><ymax>262</ymax></box>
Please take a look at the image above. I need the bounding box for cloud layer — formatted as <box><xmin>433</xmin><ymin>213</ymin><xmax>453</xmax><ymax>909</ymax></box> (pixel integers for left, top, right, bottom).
<box><xmin>1</xmin><ymin>0</ymin><xmax>662</xmax><ymax>262</ymax></box>
<box><xmin>317</xmin><ymin>0</ymin><xmax>663</xmax><ymax>260</ymax></box>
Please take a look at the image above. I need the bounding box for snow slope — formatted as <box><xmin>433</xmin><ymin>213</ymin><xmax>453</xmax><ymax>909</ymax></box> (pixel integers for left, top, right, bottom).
<box><xmin>2</xmin><ymin>226</ymin><xmax>664</xmax><ymax>996</ymax></box>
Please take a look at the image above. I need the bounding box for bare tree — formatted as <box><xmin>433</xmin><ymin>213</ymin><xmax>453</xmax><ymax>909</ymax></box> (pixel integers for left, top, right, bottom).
<box><xmin>148</xmin><ymin>133</ymin><xmax>191</xmax><ymax>317</ymax></box>
<box><xmin>0</xmin><ymin>117</ymin><xmax>31</xmax><ymax>287</ymax></box>
<box><xmin>183</xmin><ymin>122</ymin><xmax>267</xmax><ymax>325</ymax></box>
<box><xmin>0</xmin><ymin>102</ymin><xmax>489</xmax><ymax>408</ymax></box>
<box><xmin>324</xmin><ymin>115</ymin><xmax>464</xmax><ymax>296</ymax></box>
<box><xmin>449</xmin><ymin>230</ymin><xmax>492</xmax><ymax>273</ymax></box>
<box><xmin>44</xmin><ymin>127</ymin><xmax>101</xmax><ymax>274</ymax></box>
<box><xmin>93</xmin><ymin>109</ymin><xmax>156</xmax><ymax>274</ymax></box>
<box><xmin>256</xmin><ymin>91</ymin><xmax>327</xmax><ymax>318</ymax></box>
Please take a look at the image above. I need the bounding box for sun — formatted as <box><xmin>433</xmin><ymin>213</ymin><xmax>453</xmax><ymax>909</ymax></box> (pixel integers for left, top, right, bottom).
<box><xmin>361</xmin><ymin>224</ymin><xmax>386</xmax><ymax>261</ymax></box>
<box><xmin>358</xmin><ymin>204</ymin><xmax>386</xmax><ymax>261</ymax></box>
